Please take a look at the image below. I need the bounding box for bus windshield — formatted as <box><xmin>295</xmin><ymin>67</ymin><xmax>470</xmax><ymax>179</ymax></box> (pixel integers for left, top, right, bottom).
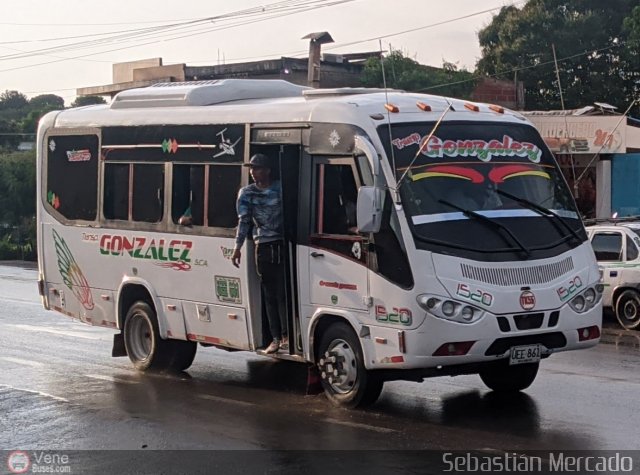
<box><xmin>377</xmin><ymin>121</ymin><xmax>586</xmax><ymax>261</ymax></box>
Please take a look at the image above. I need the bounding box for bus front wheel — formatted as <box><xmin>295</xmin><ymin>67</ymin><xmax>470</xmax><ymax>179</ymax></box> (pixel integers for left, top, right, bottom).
<box><xmin>316</xmin><ymin>322</ymin><xmax>383</xmax><ymax>408</ymax></box>
<box><xmin>479</xmin><ymin>361</ymin><xmax>539</xmax><ymax>392</ymax></box>
<box><xmin>123</xmin><ymin>301</ymin><xmax>196</xmax><ymax>372</ymax></box>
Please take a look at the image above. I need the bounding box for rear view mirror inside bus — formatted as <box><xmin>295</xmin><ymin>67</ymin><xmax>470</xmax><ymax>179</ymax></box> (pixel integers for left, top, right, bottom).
<box><xmin>357</xmin><ymin>186</ymin><xmax>383</xmax><ymax>233</ymax></box>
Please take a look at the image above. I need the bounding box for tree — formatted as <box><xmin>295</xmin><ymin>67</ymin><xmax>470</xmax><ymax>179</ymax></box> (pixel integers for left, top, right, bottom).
<box><xmin>0</xmin><ymin>151</ymin><xmax>36</xmax><ymax>225</ymax></box>
<box><xmin>477</xmin><ymin>0</ymin><xmax>640</xmax><ymax>114</ymax></box>
<box><xmin>361</xmin><ymin>50</ymin><xmax>477</xmax><ymax>99</ymax></box>
<box><xmin>0</xmin><ymin>151</ymin><xmax>36</xmax><ymax>260</ymax></box>
<box><xmin>20</xmin><ymin>94</ymin><xmax>66</xmax><ymax>135</ymax></box>
<box><xmin>71</xmin><ymin>95</ymin><xmax>107</xmax><ymax>108</ymax></box>
<box><xmin>0</xmin><ymin>118</ymin><xmax>21</xmax><ymax>150</ymax></box>
<box><xmin>0</xmin><ymin>90</ymin><xmax>29</xmax><ymax>110</ymax></box>
<box><xmin>29</xmin><ymin>94</ymin><xmax>65</xmax><ymax>110</ymax></box>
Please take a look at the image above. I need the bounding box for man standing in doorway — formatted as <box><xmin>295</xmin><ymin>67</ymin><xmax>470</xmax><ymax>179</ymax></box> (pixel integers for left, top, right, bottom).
<box><xmin>232</xmin><ymin>153</ymin><xmax>288</xmax><ymax>353</ymax></box>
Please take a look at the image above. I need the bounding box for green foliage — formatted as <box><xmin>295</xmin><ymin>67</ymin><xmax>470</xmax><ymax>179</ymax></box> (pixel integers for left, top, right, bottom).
<box><xmin>0</xmin><ymin>91</ymin><xmax>66</xmax><ymax>142</ymax></box>
<box><xmin>477</xmin><ymin>0</ymin><xmax>640</xmax><ymax>114</ymax></box>
<box><xmin>0</xmin><ymin>151</ymin><xmax>36</xmax><ymax>225</ymax></box>
<box><xmin>71</xmin><ymin>95</ymin><xmax>107</xmax><ymax>107</ymax></box>
<box><xmin>29</xmin><ymin>94</ymin><xmax>65</xmax><ymax>110</ymax></box>
<box><xmin>0</xmin><ymin>117</ymin><xmax>22</xmax><ymax>150</ymax></box>
<box><xmin>0</xmin><ymin>90</ymin><xmax>28</xmax><ymax>110</ymax></box>
<box><xmin>0</xmin><ymin>221</ymin><xmax>36</xmax><ymax>261</ymax></box>
<box><xmin>0</xmin><ymin>151</ymin><xmax>36</xmax><ymax>260</ymax></box>
<box><xmin>624</xmin><ymin>5</ymin><xmax>640</xmax><ymax>41</ymax></box>
<box><xmin>361</xmin><ymin>50</ymin><xmax>476</xmax><ymax>99</ymax></box>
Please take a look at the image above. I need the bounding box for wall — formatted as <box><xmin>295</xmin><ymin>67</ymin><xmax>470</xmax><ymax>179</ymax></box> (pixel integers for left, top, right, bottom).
<box><xmin>470</xmin><ymin>77</ymin><xmax>522</xmax><ymax>110</ymax></box>
<box><xmin>611</xmin><ymin>153</ymin><xmax>640</xmax><ymax>216</ymax></box>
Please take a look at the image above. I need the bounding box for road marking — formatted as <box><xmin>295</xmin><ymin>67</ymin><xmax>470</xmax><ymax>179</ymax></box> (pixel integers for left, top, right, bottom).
<box><xmin>324</xmin><ymin>418</ymin><xmax>397</xmax><ymax>433</ymax></box>
<box><xmin>0</xmin><ymin>356</ymin><xmax>45</xmax><ymax>368</ymax></box>
<box><xmin>85</xmin><ymin>374</ymin><xmax>140</xmax><ymax>384</ymax></box>
<box><xmin>0</xmin><ymin>384</ymin><xmax>68</xmax><ymax>402</ymax></box>
<box><xmin>198</xmin><ymin>394</ymin><xmax>255</xmax><ymax>407</ymax></box>
<box><xmin>5</xmin><ymin>324</ymin><xmax>109</xmax><ymax>340</ymax></box>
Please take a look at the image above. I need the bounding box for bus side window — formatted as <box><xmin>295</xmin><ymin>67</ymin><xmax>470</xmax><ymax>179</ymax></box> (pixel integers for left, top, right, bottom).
<box><xmin>132</xmin><ymin>164</ymin><xmax>164</xmax><ymax>223</ymax></box>
<box><xmin>316</xmin><ymin>163</ymin><xmax>359</xmax><ymax>235</ymax></box>
<box><xmin>372</xmin><ymin>191</ymin><xmax>414</xmax><ymax>288</ymax></box>
<box><xmin>207</xmin><ymin>164</ymin><xmax>242</xmax><ymax>228</ymax></box>
<box><xmin>46</xmin><ymin>134</ymin><xmax>99</xmax><ymax>221</ymax></box>
<box><xmin>172</xmin><ymin>165</ymin><xmax>205</xmax><ymax>226</ymax></box>
<box><xmin>103</xmin><ymin>163</ymin><xmax>129</xmax><ymax>220</ymax></box>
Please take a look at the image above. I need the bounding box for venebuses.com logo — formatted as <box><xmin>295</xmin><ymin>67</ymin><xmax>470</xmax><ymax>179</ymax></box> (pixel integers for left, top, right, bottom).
<box><xmin>6</xmin><ymin>451</ymin><xmax>71</xmax><ymax>473</ymax></box>
<box><xmin>7</xmin><ymin>451</ymin><xmax>30</xmax><ymax>474</ymax></box>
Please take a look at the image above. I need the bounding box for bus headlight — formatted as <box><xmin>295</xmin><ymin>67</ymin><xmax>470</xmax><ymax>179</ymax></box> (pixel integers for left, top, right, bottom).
<box><xmin>461</xmin><ymin>306</ymin><xmax>475</xmax><ymax>321</ymax></box>
<box><xmin>442</xmin><ymin>301</ymin><xmax>455</xmax><ymax>316</ymax></box>
<box><xmin>417</xmin><ymin>294</ymin><xmax>485</xmax><ymax>324</ymax></box>
<box><xmin>572</xmin><ymin>295</ymin><xmax>586</xmax><ymax>312</ymax></box>
<box><xmin>584</xmin><ymin>288</ymin><xmax>596</xmax><ymax>304</ymax></box>
<box><xmin>569</xmin><ymin>285</ymin><xmax>602</xmax><ymax>314</ymax></box>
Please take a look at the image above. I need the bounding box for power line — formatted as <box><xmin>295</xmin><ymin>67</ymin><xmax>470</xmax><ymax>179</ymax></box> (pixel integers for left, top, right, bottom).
<box><xmin>0</xmin><ymin>1</ymin><xmax>355</xmax><ymax>73</ymax></box>
<box><xmin>181</xmin><ymin>1</ymin><xmax>527</xmax><ymax>64</ymax></box>
<box><xmin>0</xmin><ymin>0</ymin><xmax>340</xmax><ymax>57</ymax></box>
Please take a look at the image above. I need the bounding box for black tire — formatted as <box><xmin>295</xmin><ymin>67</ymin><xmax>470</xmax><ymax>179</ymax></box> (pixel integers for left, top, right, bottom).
<box><xmin>479</xmin><ymin>361</ymin><xmax>539</xmax><ymax>392</ymax></box>
<box><xmin>166</xmin><ymin>339</ymin><xmax>197</xmax><ymax>372</ymax></box>
<box><xmin>615</xmin><ymin>290</ymin><xmax>640</xmax><ymax>330</ymax></box>
<box><xmin>123</xmin><ymin>301</ymin><xmax>197</xmax><ymax>372</ymax></box>
<box><xmin>316</xmin><ymin>322</ymin><xmax>383</xmax><ymax>408</ymax></box>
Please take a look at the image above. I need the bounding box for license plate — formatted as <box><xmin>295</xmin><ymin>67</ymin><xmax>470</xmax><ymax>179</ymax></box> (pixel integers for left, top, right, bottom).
<box><xmin>509</xmin><ymin>344</ymin><xmax>541</xmax><ymax>365</ymax></box>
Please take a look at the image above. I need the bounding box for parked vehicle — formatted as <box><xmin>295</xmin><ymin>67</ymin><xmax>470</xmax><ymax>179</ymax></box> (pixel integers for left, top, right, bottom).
<box><xmin>585</xmin><ymin>218</ymin><xmax>640</xmax><ymax>330</ymax></box>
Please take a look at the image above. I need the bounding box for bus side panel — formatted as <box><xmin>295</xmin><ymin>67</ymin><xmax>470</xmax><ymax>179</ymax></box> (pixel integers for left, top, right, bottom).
<box><xmin>40</xmin><ymin>221</ymin><xmax>116</xmax><ymax>328</ymax></box>
<box><xmin>183</xmin><ymin>303</ymin><xmax>251</xmax><ymax>350</ymax></box>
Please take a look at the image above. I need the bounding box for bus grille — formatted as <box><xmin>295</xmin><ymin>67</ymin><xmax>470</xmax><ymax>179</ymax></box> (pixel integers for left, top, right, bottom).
<box><xmin>460</xmin><ymin>257</ymin><xmax>574</xmax><ymax>286</ymax></box>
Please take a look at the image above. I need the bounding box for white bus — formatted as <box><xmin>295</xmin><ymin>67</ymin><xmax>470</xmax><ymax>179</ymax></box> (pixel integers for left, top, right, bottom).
<box><xmin>37</xmin><ymin>79</ymin><xmax>602</xmax><ymax>407</ymax></box>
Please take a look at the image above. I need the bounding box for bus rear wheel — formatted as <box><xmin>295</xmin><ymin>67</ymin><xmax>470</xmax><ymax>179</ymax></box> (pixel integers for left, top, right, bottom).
<box><xmin>123</xmin><ymin>301</ymin><xmax>197</xmax><ymax>372</ymax></box>
<box><xmin>317</xmin><ymin>322</ymin><xmax>383</xmax><ymax>408</ymax></box>
<box><xmin>479</xmin><ymin>361</ymin><xmax>539</xmax><ymax>392</ymax></box>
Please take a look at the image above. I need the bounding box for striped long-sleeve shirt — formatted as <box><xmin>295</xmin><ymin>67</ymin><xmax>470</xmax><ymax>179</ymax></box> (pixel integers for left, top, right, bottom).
<box><xmin>234</xmin><ymin>180</ymin><xmax>283</xmax><ymax>249</ymax></box>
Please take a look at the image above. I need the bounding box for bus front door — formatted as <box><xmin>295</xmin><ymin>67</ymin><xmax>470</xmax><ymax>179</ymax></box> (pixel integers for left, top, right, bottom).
<box><xmin>308</xmin><ymin>157</ymin><xmax>369</xmax><ymax>312</ymax></box>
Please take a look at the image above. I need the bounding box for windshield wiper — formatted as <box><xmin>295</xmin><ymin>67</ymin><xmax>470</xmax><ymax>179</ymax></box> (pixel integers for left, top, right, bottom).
<box><xmin>495</xmin><ymin>189</ymin><xmax>582</xmax><ymax>243</ymax></box>
<box><xmin>438</xmin><ymin>199</ymin><xmax>531</xmax><ymax>258</ymax></box>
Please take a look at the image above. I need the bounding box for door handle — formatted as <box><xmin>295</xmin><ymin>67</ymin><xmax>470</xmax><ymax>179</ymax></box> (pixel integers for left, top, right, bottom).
<box><xmin>311</xmin><ymin>252</ymin><xmax>324</xmax><ymax>258</ymax></box>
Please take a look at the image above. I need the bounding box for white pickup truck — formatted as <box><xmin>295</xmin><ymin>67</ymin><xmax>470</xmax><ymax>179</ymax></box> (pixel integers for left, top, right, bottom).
<box><xmin>585</xmin><ymin>219</ymin><xmax>640</xmax><ymax>330</ymax></box>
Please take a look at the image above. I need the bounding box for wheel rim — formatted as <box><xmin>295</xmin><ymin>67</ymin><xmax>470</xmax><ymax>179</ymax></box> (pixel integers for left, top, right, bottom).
<box><xmin>318</xmin><ymin>338</ymin><xmax>358</xmax><ymax>394</ymax></box>
<box><xmin>622</xmin><ymin>299</ymin><xmax>640</xmax><ymax>324</ymax></box>
<box><xmin>128</xmin><ymin>312</ymin><xmax>153</xmax><ymax>362</ymax></box>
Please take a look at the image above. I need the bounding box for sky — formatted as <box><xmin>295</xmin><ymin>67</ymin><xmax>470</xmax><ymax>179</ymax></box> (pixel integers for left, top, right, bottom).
<box><xmin>0</xmin><ymin>0</ymin><xmax>521</xmax><ymax>105</ymax></box>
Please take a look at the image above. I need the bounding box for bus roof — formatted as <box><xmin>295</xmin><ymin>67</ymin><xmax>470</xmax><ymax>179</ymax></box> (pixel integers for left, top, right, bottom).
<box><xmin>48</xmin><ymin>79</ymin><xmax>530</xmax><ymax>129</ymax></box>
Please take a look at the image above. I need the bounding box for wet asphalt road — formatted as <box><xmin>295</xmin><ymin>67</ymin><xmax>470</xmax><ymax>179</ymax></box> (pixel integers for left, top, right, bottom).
<box><xmin>0</xmin><ymin>263</ymin><xmax>639</xmax><ymax>473</ymax></box>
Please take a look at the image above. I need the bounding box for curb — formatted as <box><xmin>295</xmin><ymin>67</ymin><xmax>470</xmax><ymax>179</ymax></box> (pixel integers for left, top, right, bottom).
<box><xmin>0</xmin><ymin>260</ymin><xmax>38</xmax><ymax>270</ymax></box>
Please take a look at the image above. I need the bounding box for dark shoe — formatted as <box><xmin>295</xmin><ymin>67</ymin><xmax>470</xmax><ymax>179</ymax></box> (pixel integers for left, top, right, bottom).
<box><xmin>265</xmin><ymin>340</ymin><xmax>280</xmax><ymax>354</ymax></box>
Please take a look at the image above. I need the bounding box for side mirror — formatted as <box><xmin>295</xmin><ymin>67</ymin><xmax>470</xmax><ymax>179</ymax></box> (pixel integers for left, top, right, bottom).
<box><xmin>357</xmin><ymin>186</ymin><xmax>383</xmax><ymax>234</ymax></box>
